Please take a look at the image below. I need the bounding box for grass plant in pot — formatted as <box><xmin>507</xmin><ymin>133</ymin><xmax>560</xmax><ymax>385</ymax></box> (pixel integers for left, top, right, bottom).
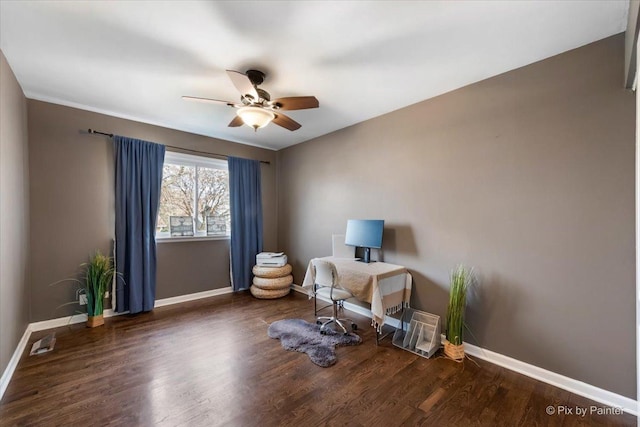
<box><xmin>444</xmin><ymin>265</ymin><xmax>473</xmax><ymax>361</ymax></box>
<box><xmin>83</xmin><ymin>251</ymin><xmax>116</xmax><ymax>327</ymax></box>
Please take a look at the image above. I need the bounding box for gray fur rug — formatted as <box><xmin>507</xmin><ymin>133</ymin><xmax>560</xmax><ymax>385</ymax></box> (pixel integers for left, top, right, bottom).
<box><xmin>268</xmin><ymin>319</ymin><xmax>362</xmax><ymax>367</ymax></box>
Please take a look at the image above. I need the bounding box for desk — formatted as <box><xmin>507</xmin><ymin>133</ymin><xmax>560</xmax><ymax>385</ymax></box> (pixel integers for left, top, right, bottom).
<box><xmin>302</xmin><ymin>256</ymin><xmax>412</xmax><ymax>331</ymax></box>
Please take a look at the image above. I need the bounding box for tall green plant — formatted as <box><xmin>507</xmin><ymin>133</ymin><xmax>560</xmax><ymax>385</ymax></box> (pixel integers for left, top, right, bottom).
<box><xmin>445</xmin><ymin>265</ymin><xmax>473</xmax><ymax>346</ymax></box>
<box><xmin>83</xmin><ymin>251</ymin><xmax>115</xmax><ymax>317</ymax></box>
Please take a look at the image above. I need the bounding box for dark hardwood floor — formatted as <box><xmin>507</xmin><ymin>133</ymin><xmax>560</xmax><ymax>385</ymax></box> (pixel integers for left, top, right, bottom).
<box><xmin>0</xmin><ymin>291</ymin><xmax>635</xmax><ymax>426</ymax></box>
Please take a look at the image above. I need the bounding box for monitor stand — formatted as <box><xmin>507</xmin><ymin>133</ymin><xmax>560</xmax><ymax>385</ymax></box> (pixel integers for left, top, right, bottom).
<box><xmin>359</xmin><ymin>247</ymin><xmax>375</xmax><ymax>264</ymax></box>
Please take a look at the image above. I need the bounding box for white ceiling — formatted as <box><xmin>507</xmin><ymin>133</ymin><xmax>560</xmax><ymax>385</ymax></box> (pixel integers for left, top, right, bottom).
<box><xmin>0</xmin><ymin>1</ymin><xmax>629</xmax><ymax>151</ymax></box>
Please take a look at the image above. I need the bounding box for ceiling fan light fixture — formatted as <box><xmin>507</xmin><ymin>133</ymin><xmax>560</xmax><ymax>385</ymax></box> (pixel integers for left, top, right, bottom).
<box><xmin>237</xmin><ymin>106</ymin><xmax>275</xmax><ymax>131</ymax></box>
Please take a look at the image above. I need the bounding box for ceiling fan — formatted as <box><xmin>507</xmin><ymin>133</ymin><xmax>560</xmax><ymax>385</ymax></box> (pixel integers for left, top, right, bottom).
<box><xmin>183</xmin><ymin>69</ymin><xmax>319</xmax><ymax>132</ymax></box>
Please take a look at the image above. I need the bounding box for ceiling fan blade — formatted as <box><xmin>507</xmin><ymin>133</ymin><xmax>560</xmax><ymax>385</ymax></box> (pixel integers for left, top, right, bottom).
<box><xmin>228</xmin><ymin>115</ymin><xmax>244</xmax><ymax>127</ymax></box>
<box><xmin>271</xmin><ymin>96</ymin><xmax>319</xmax><ymax>111</ymax></box>
<box><xmin>182</xmin><ymin>96</ymin><xmax>235</xmax><ymax>106</ymax></box>
<box><xmin>273</xmin><ymin>113</ymin><xmax>301</xmax><ymax>131</ymax></box>
<box><xmin>226</xmin><ymin>70</ymin><xmax>259</xmax><ymax>101</ymax></box>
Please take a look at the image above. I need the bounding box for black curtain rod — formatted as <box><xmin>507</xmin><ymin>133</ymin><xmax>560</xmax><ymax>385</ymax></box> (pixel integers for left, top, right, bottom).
<box><xmin>87</xmin><ymin>129</ymin><xmax>271</xmax><ymax>165</ymax></box>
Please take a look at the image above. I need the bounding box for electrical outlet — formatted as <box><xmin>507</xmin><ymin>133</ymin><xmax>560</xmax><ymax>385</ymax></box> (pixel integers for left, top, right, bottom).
<box><xmin>79</xmin><ymin>294</ymin><xmax>87</xmax><ymax>305</ymax></box>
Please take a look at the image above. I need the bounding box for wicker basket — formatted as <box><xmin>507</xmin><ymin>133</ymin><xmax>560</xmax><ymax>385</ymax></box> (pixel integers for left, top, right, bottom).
<box><xmin>251</xmin><ymin>263</ymin><xmax>292</xmax><ymax>299</ymax></box>
<box><xmin>252</xmin><ymin>264</ymin><xmax>292</xmax><ymax>278</ymax></box>
<box><xmin>252</xmin><ymin>275</ymin><xmax>293</xmax><ymax>290</ymax></box>
<box><xmin>250</xmin><ymin>285</ymin><xmax>290</xmax><ymax>299</ymax></box>
<box><xmin>443</xmin><ymin>339</ymin><xmax>464</xmax><ymax>361</ymax></box>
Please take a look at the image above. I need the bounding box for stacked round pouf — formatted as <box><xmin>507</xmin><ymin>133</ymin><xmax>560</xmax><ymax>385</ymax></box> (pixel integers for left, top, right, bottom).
<box><xmin>250</xmin><ymin>264</ymin><xmax>293</xmax><ymax>299</ymax></box>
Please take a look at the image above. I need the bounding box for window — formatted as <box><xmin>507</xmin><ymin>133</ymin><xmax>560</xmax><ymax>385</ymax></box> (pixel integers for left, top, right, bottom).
<box><xmin>156</xmin><ymin>151</ymin><xmax>230</xmax><ymax>239</ymax></box>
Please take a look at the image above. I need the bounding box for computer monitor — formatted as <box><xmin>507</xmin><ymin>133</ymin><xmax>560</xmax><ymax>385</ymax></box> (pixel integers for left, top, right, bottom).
<box><xmin>344</xmin><ymin>219</ymin><xmax>384</xmax><ymax>263</ymax></box>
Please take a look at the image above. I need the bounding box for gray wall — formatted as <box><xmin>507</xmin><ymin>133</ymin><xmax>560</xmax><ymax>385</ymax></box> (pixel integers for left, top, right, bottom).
<box><xmin>277</xmin><ymin>34</ymin><xmax>636</xmax><ymax>398</ymax></box>
<box><xmin>28</xmin><ymin>101</ymin><xmax>277</xmax><ymax>321</ymax></box>
<box><xmin>0</xmin><ymin>51</ymin><xmax>30</xmax><ymax>376</ymax></box>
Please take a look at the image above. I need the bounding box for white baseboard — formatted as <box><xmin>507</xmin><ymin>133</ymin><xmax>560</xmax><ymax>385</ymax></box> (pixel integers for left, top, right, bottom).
<box><xmin>27</xmin><ymin>287</ymin><xmax>234</xmax><ymax>332</ymax></box>
<box><xmin>0</xmin><ymin>327</ymin><xmax>31</xmax><ymax>401</ymax></box>
<box><xmin>292</xmin><ymin>285</ymin><xmax>638</xmax><ymax>415</ymax></box>
<box><xmin>30</xmin><ymin>308</ymin><xmax>126</xmax><ymax>332</ymax></box>
<box><xmin>462</xmin><ymin>342</ymin><xmax>637</xmax><ymax>416</ymax></box>
<box><xmin>154</xmin><ymin>286</ymin><xmax>232</xmax><ymax>308</ymax></box>
<box><xmin>0</xmin><ymin>286</ymin><xmax>234</xmax><ymax>401</ymax></box>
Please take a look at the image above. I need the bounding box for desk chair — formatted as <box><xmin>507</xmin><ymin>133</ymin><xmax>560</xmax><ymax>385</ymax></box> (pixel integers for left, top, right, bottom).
<box><xmin>312</xmin><ymin>258</ymin><xmax>357</xmax><ymax>335</ymax></box>
<box><xmin>311</xmin><ymin>235</ymin><xmax>354</xmax><ymax>316</ymax></box>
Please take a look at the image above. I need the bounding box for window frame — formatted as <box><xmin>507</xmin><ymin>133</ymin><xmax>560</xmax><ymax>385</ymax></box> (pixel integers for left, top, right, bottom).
<box><xmin>156</xmin><ymin>151</ymin><xmax>230</xmax><ymax>243</ymax></box>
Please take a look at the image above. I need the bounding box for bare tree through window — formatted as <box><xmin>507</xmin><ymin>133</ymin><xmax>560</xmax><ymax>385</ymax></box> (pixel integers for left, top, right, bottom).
<box><xmin>158</xmin><ymin>159</ymin><xmax>230</xmax><ymax>235</ymax></box>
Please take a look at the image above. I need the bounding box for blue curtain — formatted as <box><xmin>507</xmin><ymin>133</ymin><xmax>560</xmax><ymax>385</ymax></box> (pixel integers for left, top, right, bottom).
<box><xmin>113</xmin><ymin>136</ymin><xmax>165</xmax><ymax>313</ymax></box>
<box><xmin>229</xmin><ymin>156</ymin><xmax>263</xmax><ymax>291</ymax></box>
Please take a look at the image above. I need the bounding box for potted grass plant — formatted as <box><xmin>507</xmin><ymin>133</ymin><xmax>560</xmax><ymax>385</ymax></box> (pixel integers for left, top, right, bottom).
<box><xmin>83</xmin><ymin>251</ymin><xmax>116</xmax><ymax>327</ymax></box>
<box><xmin>49</xmin><ymin>250</ymin><xmax>119</xmax><ymax>327</ymax></box>
<box><xmin>444</xmin><ymin>264</ymin><xmax>473</xmax><ymax>361</ymax></box>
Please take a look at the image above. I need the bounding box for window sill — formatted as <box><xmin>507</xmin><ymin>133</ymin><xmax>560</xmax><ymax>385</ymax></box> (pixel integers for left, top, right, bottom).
<box><xmin>156</xmin><ymin>235</ymin><xmax>230</xmax><ymax>243</ymax></box>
